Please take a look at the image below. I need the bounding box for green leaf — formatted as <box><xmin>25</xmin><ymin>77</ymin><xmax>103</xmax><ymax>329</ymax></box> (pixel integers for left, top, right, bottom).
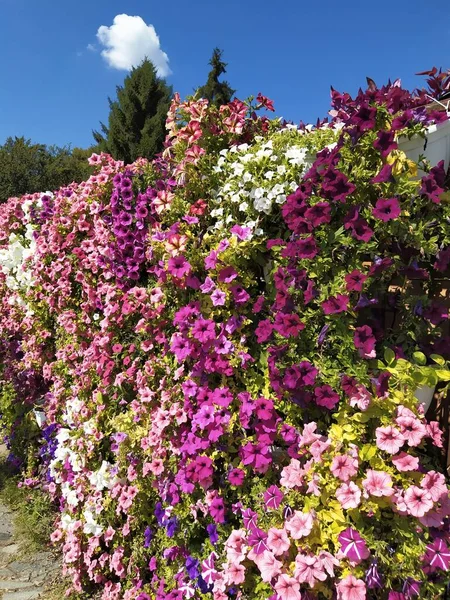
<box><xmin>435</xmin><ymin>370</ymin><xmax>450</xmax><ymax>381</ymax></box>
<box><xmin>412</xmin><ymin>351</ymin><xmax>427</xmax><ymax>366</ymax></box>
<box><xmin>430</xmin><ymin>354</ymin><xmax>446</xmax><ymax>366</ymax></box>
<box><xmin>384</xmin><ymin>348</ymin><xmax>396</xmax><ymax>366</ymax></box>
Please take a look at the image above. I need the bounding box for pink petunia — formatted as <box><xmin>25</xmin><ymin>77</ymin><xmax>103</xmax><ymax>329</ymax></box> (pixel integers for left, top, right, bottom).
<box><xmin>391</xmin><ymin>452</ymin><xmax>419</xmax><ymax>472</ymax></box>
<box><xmin>280</xmin><ymin>459</ymin><xmax>304</xmax><ymax>489</ymax></box>
<box><xmin>362</xmin><ymin>470</ymin><xmax>394</xmax><ymax>497</ymax></box>
<box><xmin>254</xmin><ymin>550</ymin><xmax>282</xmax><ymax>582</ymax></box>
<box><xmin>225</xmin><ymin>562</ymin><xmax>246</xmax><ymax>585</ymax></box>
<box><xmin>336</xmin><ymin>575</ymin><xmax>366</xmax><ymax>600</ymax></box>
<box><xmin>404</xmin><ymin>486</ymin><xmax>434</xmax><ymax>517</ymax></box>
<box><xmin>375</xmin><ymin>426</ymin><xmax>405</xmax><ymax>454</ymax></box>
<box><xmin>274</xmin><ymin>574</ymin><xmax>302</xmax><ymax>600</ymax></box>
<box><xmin>330</xmin><ymin>454</ymin><xmax>359</xmax><ymax>482</ymax></box>
<box><xmin>421</xmin><ymin>471</ymin><xmax>448</xmax><ymax>503</ymax></box>
<box><xmin>267</xmin><ymin>528</ymin><xmax>290</xmax><ymax>556</ymax></box>
<box><xmin>294</xmin><ymin>552</ymin><xmax>327</xmax><ymax>587</ymax></box>
<box><xmin>285</xmin><ymin>510</ymin><xmax>314</xmax><ymax>539</ymax></box>
<box><xmin>336</xmin><ymin>482</ymin><xmax>361</xmax><ymax>509</ymax></box>
<box><xmin>395</xmin><ymin>416</ymin><xmax>427</xmax><ymax>447</ymax></box>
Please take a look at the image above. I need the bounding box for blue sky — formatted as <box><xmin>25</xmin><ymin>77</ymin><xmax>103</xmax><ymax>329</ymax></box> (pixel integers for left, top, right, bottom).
<box><xmin>0</xmin><ymin>0</ymin><xmax>449</xmax><ymax>149</ymax></box>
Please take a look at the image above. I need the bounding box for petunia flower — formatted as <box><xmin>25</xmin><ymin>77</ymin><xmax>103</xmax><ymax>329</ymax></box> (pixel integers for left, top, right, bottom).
<box><xmin>336</xmin><ymin>481</ymin><xmax>361</xmax><ymax>509</ymax></box>
<box><xmin>376</xmin><ymin>426</ymin><xmax>405</xmax><ymax>454</ymax></box>
<box><xmin>322</xmin><ymin>294</ymin><xmax>349</xmax><ymax>315</ymax></box>
<box><xmin>336</xmin><ymin>574</ymin><xmax>367</xmax><ymax>600</ymax></box>
<box><xmin>330</xmin><ymin>454</ymin><xmax>359</xmax><ymax>481</ymax></box>
<box><xmin>362</xmin><ymin>470</ymin><xmax>394</xmax><ymax>497</ymax></box>
<box><xmin>404</xmin><ymin>486</ymin><xmax>433</xmax><ymax>517</ymax></box>
<box><xmin>338</xmin><ymin>528</ymin><xmax>370</xmax><ymax>563</ymax></box>
<box><xmin>345</xmin><ymin>270</ymin><xmax>367</xmax><ymax>292</ymax></box>
<box><xmin>263</xmin><ymin>485</ymin><xmax>284</xmax><ymax>510</ymax></box>
<box><xmin>315</xmin><ymin>385</ymin><xmax>340</xmax><ymax>409</ymax></box>
<box><xmin>423</xmin><ymin>538</ymin><xmax>450</xmax><ymax>571</ymax></box>
<box><xmin>267</xmin><ymin>527</ymin><xmax>290</xmax><ymax>556</ymax></box>
<box><xmin>274</xmin><ymin>574</ymin><xmax>302</xmax><ymax>600</ymax></box>
<box><xmin>372</xmin><ymin>198</ymin><xmax>401</xmax><ymax>221</ymax></box>
<box><xmin>285</xmin><ymin>510</ymin><xmax>314</xmax><ymax>539</ymax></box>
<box><xmin>294</xmin><ymin>552</ymin><xmax>327</xmax><ymax>587</ymax></box>
<box><xmin>391</xmin><ymin>452</ymin><xmax>419</xmax><ymax>472</ymax></box>
<box><xmin>354</xmin><ymin>325</ymin><xmax>376</xmax><ymax>359</ymax></box>
<box><xmin>254</xmin><ymin>550</ymin><xmax>282</xmax><ymax>582</ymax></box>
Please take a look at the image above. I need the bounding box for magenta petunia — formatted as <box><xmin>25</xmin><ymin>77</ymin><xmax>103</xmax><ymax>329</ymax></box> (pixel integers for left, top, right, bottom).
<box><xmin>423</xmin><ymin>538</ymin><xmax>450</xmax><ymax>571</ymax></box>
<box><xmin>353</xmin><ymin>325</ymin><xmax>376</xmax><ymax>359</ymax></box>
<box><xmin>322</xmin><ymin>294</ymin><xmax>349</xmax><ymax>315</ymax></box>
<box><xmin>345</xmin><ymin>270</ymin><xmax>367</xmax><ymax>292</ymax></box>
<box><xmin>263</xmin><ymin>485</ymin><xmax>284</xmax><ymax>510</ymax></box>
<box><xmin>338</xmin><ymin>528</ymin><xmax>370</xmax><ymax>563</ymax></box>
<box><xmin>372</xmin><ymin>198</ymin><xmax>401</xmax><ymax>221</ymax></box>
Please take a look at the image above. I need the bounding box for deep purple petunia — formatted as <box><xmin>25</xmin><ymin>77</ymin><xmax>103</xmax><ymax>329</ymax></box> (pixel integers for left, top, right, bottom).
<box><xmin>338</xmin><ymin>527</ymin><xmax>370</xmax><ymax>562</ymax></box>
<box><xmin>206</xmin><ymin>524</ymin><xmax>219</xmax><ymax>544</ymax></box>
<box><xmin>365</xmin><ymin>559</ymin><xmax>383</xmax><ymax>589</ymax></box>
<box><xmin>304</xmin><ymin>201</ymin><xmax>332</xmax><ymax>227</ymax></box>
<box><xmin>296</xmin><ymin>236</ymin><xmax>319</xmax><ymax>259</ymax></box>
<box><xmin>371</xmin><ymin>163</ymin><xmax>394</xmax><ymax>183</ymax></box>
<box><xmin>314</xmin><ymin>384</ymin><xmax>339</xmax><ymax>409</ymax></box>
<box><xmin>372</xmin><ymin>198</ymin><xmax>401</xmax><ymax>221</ymax></box>
<box><xmin>373</xmin><ymin>129</ymin><xmax>397</xmax><ymax>157</ymax></box>
<box><xmin>434</xmin><ymin>247</ymin><xmax>450</xmax><ymax>272</ymax></box>
<box><xmin>317</xmin><ymin>324</ymin><xmax>330</xmax><ymax>347</ymax></box>
<box><xmin>421</xmin><ymin>160</ymin><xmax>446</xmax><ymax>204</ymax></box>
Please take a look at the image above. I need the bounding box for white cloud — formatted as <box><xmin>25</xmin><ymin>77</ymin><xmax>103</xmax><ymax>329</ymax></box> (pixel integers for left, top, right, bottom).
<box><xmin>87</xmin><ymin>43</ymin><xmax>97</xmax><ymax>52</ymax></box>
<box><xmin>96</xmin><ymin>14</ymin><xmax>171</xmax><ymax>77</ymax></box>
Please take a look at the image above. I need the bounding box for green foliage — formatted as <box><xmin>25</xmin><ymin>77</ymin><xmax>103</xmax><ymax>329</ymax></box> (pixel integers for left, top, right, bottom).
<box><xmin>196</xmin><ymin>48</ymin><xmax>235</xmax><ymax>106</ymax></box>
<box><xmin>93</xmin><ymin>58</ymin><xmax>173</xmax><ymax>163</ymax></box>
<box><xmin>0</xmin><ymin>137</ymin><xmax>95</xmax><ymax>203</ymax></box>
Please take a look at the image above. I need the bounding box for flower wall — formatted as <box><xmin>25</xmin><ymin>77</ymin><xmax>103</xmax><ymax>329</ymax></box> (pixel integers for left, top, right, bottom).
<box><xmin>1</xmin><ymin>83</ymin><xmax>450</xmax><ymax>600</ymax></box>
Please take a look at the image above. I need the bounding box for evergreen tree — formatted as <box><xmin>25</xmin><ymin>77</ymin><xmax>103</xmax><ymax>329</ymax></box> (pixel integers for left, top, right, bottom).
<box><xmin>93</xmin><ymin>59</ymin><xmax>172</xmax><ymax>163</ymax></box>
<box><xmin>197</xmin><ymin>48</ymin><xmax>235</xmax><ymax>107</ymax></box>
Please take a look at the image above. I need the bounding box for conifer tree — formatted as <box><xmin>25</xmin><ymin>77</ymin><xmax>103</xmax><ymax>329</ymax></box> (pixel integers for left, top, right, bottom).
<box><xmin>93</xmin><ymin>59</ymin><xmax>172</xmax><ymax>163</ymax></box>
<box><xmin>197</xmin><ymin>48</ymin><xmax>235</xmax><ymax>107</ymax></box>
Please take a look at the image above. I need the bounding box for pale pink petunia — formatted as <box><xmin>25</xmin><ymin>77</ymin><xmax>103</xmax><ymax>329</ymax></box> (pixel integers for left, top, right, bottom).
<box><xmin>280</xmin><ymin>459</ymin><xmax>304</xmax><ymax>489</ymax></box>
<box><xmin>285</xmin><ymin>510</ymin><xmax>314</xmax><ymax>539</ymax></box>
<box><xmin>404</xmin><ymin>485</ymin><xmax>434</xmax><ymax>517</ymax></box>
<box><xmin>421</xmin><ymin>471</ymin><xmax>448</xmax><ymax>502</ymax></box>
<box><xmin>318</xmin><ymin>550</ymin><xmax>340</xmax><ymax>577</ymax></box>
<box><xmin>396</xmin><ymin>416</ymin><xmax>427</xmax><ymax>447</ymax></box>
<box><xmin>375</xmin><ymin>425</ymin><xmax>404</xmax><ymax>454</ymax></box>
<box><xmin>225</xmin><ymin>562</ymin><xmax>246</xmax><ymax>585</ymax></box>
<box><xmin>336</xmin><ymin>575</ymin><xmax>366</xmax><ymax>600</ymax></box>
<box><xmin>267</xmin><ymin>527</ymin><xmax>290</xmax><ymax>556</ymax></box>
<box><xmin>391</xmin><ymin>452</ymin><xmax>419</xmax><ymax>472</ymax></box>
<box><xmin>294</xmin><ymin>552</ymin><xmax>327</xmax><ymax>587</ymax></box>
<box><xmin>362</xmin><ymin>470</ymin><xmax>394</xmax><ymax>497</ymax></box>
<box><xmin>330</xmin><ymin>454</ymin><xmax>359</xmax><ymax>482</ymax></box>
<box><xmin>253</xmin><ymin>550</ymin><xmax>282</xmax><ymax>582</ymax></box>
<box><xmin>336</xmin><ymin>481</ymin><xmax>361</xmax><ymax>509</ymax></box>
<box><xmin>274</xmin><ymin>574</ymin><xmax>302</xmax><ymax>600</ymax></box>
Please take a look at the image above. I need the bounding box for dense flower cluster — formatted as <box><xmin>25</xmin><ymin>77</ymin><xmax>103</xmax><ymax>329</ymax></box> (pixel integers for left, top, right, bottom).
<box><xmin>1</xmin><ymin>79</ymin><xmax>450</xmax><ymax>600</ymax></box>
